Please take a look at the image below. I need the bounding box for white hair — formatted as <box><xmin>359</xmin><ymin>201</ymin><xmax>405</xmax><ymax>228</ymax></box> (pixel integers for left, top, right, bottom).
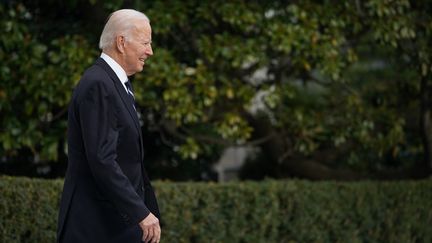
<box><xmin>99</xmin><ymin>9</ymin><xmax>149</xmax><ymax>51</ymax></box>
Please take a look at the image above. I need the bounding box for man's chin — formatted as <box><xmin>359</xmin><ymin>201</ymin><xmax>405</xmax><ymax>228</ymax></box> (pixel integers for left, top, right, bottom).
<box><xmin>136</xmin><ymin>64</ymin><xmax>144</xmax><ymax>71</ymax></box>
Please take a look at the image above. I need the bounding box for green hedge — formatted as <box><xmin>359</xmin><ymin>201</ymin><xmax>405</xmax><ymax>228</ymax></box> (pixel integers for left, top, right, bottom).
<box><xmin>1</xmin><ymin>176</ymin><xmax>431</xmax><ymax>242</ymax></box>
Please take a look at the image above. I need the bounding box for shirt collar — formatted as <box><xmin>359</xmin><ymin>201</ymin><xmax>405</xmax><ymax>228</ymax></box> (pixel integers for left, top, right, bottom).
<box><xmin>100</xmin><ymin>52</ymin><xmax>128</xmax><ymax>90</ymax></box>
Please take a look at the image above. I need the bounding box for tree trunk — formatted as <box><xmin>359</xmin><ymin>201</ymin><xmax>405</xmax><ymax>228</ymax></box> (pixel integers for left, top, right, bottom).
<box><xmin>247</xmin><ymin>113</ymin><xmax>431</xmax><ymax>180</ymax></box>
<box><xmin>420</xmin><ymin>75</ymin><xmax>432</xmax><ymax>173</ymax></box>
<box><xmin>246</xmin><ymin>114</ymin><xmax>366</xmax><ymax>181</ymax></box>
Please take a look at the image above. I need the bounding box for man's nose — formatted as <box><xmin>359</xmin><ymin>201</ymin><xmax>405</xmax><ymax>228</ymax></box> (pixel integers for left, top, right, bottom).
<box><xmin>146</xmin><ymin>46</ymin><xmax>153</xmax><ymax>56</ymax></box>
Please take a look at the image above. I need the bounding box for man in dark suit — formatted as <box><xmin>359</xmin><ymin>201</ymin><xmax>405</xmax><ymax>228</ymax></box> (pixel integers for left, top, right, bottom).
<box><xmin>57</xmin><ymin>9</ymin><xmax>161</xmax><ymax>243</ymax></box>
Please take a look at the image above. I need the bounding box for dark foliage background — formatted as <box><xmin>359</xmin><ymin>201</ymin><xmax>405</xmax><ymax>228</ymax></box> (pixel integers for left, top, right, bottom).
<box><xmin>1</xmin><ymin>0</ymin><xmax>431</xmax><ymax>181</ymax></box>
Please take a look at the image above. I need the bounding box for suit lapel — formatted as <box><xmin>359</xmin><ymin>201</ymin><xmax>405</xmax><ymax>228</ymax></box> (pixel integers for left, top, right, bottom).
<box><xmin>95</xmin><ymin>58</ymin><xmax>145</xmax><ymax>161</ymax></box>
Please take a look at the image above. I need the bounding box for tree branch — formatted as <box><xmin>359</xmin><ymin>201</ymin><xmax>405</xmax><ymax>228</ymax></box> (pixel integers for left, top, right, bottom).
<box><xmin>161</xmin><ymin>120</ymin><xmax>274</xmax><ymax>147</ymax></box>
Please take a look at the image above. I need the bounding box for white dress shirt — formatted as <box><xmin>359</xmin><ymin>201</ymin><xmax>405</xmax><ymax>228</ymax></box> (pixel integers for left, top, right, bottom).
<box><xmin>100</xmin><ymin>52</ymin><xmax>129</xmax><ymax>93</ymax></box>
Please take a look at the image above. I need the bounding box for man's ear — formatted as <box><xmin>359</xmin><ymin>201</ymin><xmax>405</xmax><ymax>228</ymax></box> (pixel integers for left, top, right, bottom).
<box><xmin>116</xmin><ymin>35</ymin><xmax>126</xmax><ymax>53</ymax></box>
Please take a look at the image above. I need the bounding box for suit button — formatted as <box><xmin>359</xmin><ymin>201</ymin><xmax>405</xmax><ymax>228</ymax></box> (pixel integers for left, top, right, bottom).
<box><xmin>120</xmin><ymin>213</ymin><xmax>130</xmax><ymax>222</ymax></box>
<box><xmin>141</xmin><ymin>186</ymin><xmax>145</xmax><ymax>191</ymax></box>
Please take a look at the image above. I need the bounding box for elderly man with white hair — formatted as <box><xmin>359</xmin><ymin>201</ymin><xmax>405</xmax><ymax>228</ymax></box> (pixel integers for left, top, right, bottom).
<box><xmin>57</xmin><ymin>9</ymin><xmax>161</xmax><ymax>243</ymax></box>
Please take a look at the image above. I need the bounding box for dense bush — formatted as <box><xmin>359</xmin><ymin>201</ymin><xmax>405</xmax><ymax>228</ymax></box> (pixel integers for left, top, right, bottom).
<box><xmin>0</xmin><ymin>176</ymin><xmax>431</xmax><ymax>242</ymax></box>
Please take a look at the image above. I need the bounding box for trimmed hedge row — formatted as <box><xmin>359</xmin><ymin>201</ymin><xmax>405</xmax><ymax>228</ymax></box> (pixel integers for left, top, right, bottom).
<box><xmin>1</xmin><ymin>176</ymin><xmax>431</xmax><ymax>242</ymax></box>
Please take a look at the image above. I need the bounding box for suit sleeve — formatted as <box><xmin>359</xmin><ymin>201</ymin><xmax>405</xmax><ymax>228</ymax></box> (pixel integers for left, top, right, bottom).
<box><xmin>142</xmin><ymin>169</ymin><xmax>161</xmax><ymax>220</ymax></box>
<box><xmin>77</xmin><ymin>80</ymin><xmax>150</xmax><ymax>225</ymax></box>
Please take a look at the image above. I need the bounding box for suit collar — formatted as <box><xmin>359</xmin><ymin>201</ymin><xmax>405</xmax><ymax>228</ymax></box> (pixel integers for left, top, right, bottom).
<box><xmin>100</xmin><ymin>53</ymin><xmax>129</xmax><ymax>89</ymax></box>
<box><xmin>94</xmin><ymin>58</ymin><xmax>144</xmax><ymax>161</ymax></box>
<box><xmin>94</xmin><ymin>58</ymin><xmax>139</xmax><ymax>124</ymax></box>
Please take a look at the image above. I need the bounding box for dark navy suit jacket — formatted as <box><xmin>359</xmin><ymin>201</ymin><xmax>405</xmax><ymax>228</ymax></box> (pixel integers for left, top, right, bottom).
<box><xmin>57</xmin><ymin>58</ymin><xmax>160</xmax><ymax>243</ymax></box>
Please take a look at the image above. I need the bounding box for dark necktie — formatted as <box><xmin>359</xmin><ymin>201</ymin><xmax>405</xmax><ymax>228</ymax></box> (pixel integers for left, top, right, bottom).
<box><xmin>125</xmin><ymin>81</ymin><xmax>136</xmax><ymax>110</ymax></box>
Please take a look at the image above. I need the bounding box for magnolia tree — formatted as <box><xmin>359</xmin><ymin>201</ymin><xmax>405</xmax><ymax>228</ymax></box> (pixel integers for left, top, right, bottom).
<box><xmin>1</xmin><ymin>0</ymin><xmax>431</xmax><ymax>179</ymax></box>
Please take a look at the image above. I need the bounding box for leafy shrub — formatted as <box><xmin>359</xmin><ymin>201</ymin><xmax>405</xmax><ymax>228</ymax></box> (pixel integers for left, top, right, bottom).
<box><xmin>0</xmin><ymin>176</ymin><xmax>431</xmax><ymax>242</ymax></box>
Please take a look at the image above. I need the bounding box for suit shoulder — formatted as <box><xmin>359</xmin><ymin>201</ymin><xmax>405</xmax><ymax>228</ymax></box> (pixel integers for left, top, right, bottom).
<box><xmin>73</xmin><ymin>64</ymin><xmax>115</xmax><ymax>101</ymax></box>
<box><xmin>81</xmin><ymin>64</ymin><xmax>112</xmax><ymax>85</ymax></box>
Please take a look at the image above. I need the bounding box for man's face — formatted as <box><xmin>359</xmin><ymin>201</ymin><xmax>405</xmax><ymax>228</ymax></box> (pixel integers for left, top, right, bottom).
<box><xmin>123</xmin><ymin>21</ymin><xmax>153</xmax><ymax>76</ymax></box>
